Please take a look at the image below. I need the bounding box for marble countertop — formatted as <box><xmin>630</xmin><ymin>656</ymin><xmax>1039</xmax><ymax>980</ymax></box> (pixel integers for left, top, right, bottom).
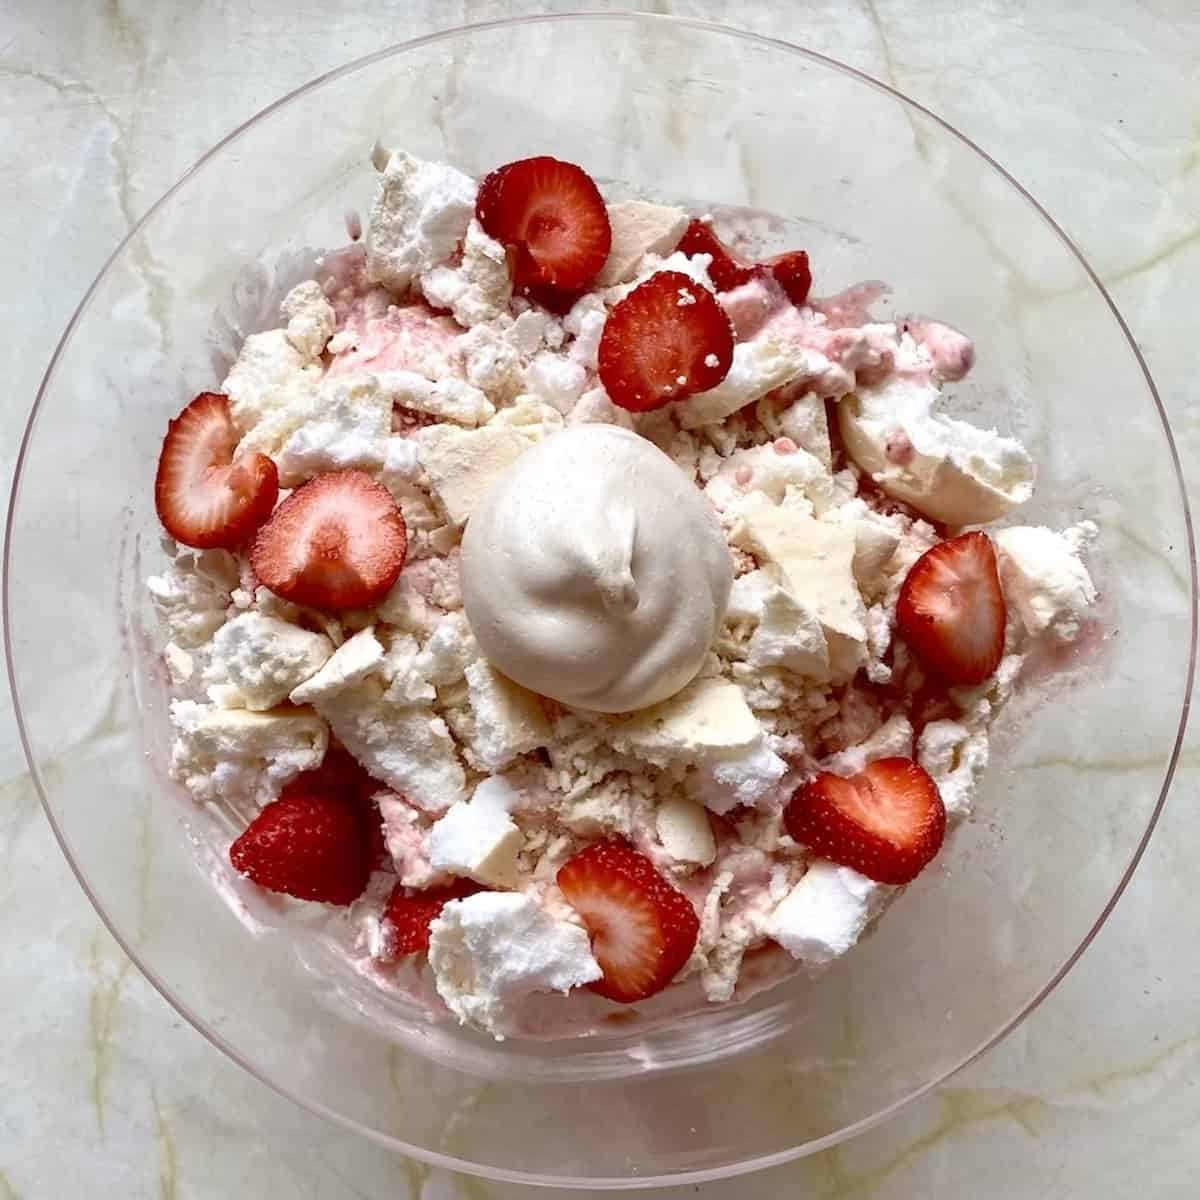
<box><xmin>2</xmin><ymin>1</ymin><xmax>1197</xmax><ymax>1196</ymax></box>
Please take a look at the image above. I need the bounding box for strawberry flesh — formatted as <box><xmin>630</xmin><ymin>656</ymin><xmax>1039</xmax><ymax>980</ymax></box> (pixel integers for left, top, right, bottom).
<box><xmin>557</xmin><ymin>840</ymin><xmax>700</xmax><ymax>1003</ymax></box>
<box><xmin>597</xmin><ymin>270</ymin><xmax>734</xmax><ymax>412</ymax></box>
<box><xmin>154</xmin><ymin>392</ymin><xmax>278</xmax><ymax>549</ymax></box>
<box><xmin>896</xmin><ymin>531</ymin><xmax>1006</xmax><ymax>685</ymax></box>
<box><xmin>476</xmin><ymin>156</ymin><xmax>611</xmax><ymax>292</ymax></box>
<box><xmin>380</xmin><ymin>878</ymin><xmax>481</xmax><ymax>959</ymax></box>
<box><xmin>229</xmin><ymin>788</ymin><xmax>373</xmax><ymax>905</ymax></box>
<box><xmin>250</xmin><ymin>468</ymin><xmax>407</xmax><ymax>610</ymax></box>
<box><xmin>677</xmin><ymin>219</ymin><xmax>813</xmax><ymax>304</ymax></box>
<box><xmin>784</xmin><ymin>757</ymin><xmax>946</xmax><ymax>886</ymax></box>
<box><xmin>676</xmin><ymin>219</ymin><xmax>760</xmax><ymax>291</ymax></box>
<box><xmin>768</xmin><ymin>250</ymin><xmax>813</xmax><ymax>306</ymax></box>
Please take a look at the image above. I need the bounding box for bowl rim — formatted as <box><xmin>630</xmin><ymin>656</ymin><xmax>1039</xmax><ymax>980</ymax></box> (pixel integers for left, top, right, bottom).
<box><xmin>6</xmin><ymin>9</ymin><xmax>1196</xmax><ymax>1189</ymax></box>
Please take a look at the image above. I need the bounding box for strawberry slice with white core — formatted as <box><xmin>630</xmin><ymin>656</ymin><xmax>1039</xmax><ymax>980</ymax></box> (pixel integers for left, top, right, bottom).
<box><xmin>597</xmin><ymin>270</ymin><xmax>735</xmax><ymax>412</ymax></box>
<box><xmin>784</xmin><ymin>757</ymin><xmax>946</xmax><ymax>886</ymax></box>
<box><xmin>250</xmin><ymin>469</ymin><xmax>407</xmax><ymax>610</ymax></box>
<box><xmin>476</xmin><ymin>156</ymin><xmax>612</xmax><ymax>292</ymax></box>
<box><xmin>896</xmin><ymin>531</ymin><xmax>1006</xmax><ymax>685</ymax></box>
<box><xmin>556</xmin><ymin>840</ymin><xmax>700</xmax><ymax>1003</ymax></box>
<box><xmin>154</xmin><ymin>392</ymin><xmax>278</xmax><ymax>549</ymax></box>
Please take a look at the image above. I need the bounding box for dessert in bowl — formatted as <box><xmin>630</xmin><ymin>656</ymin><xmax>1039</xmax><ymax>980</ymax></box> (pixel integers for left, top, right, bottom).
<box><xmin>8</xmin><ymin>15</ymin><xmax>1191</xmax><ymax>1187</ymax></box>
<box><xmin>149</xmin><ymin>142</ymin><xmax>1101</xmax><ymax>1041</ymax></box>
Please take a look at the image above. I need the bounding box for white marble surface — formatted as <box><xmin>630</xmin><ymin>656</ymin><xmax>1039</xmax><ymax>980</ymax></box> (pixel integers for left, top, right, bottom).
<box><xmin>2</xmin><ymin>0</ymin><xmax>1197</xmax><ymax>1195</ymax></box>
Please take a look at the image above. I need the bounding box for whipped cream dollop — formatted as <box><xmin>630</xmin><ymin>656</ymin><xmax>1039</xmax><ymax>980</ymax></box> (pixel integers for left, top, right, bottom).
<box><xmin>460</xmin><ymin>425</ymin><xmax>733</xmax><ymax>713</ymax></box>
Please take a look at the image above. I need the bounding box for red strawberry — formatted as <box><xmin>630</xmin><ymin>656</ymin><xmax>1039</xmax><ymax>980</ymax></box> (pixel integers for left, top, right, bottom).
<box><xmin>524</xmin><ymin>281</ymin><xmax>587</xmax><ymax>316</ymax></box>
<box><xmin>476</xmin><ymin>156</ymin><xmax>612</xmax><ymax>292</ymax></box>
<box><xmin>229</xmin><ymin>788</ymin><xmax>373</xmax><ymax>905</ymax></box>
<box><xmin>597</xmin><ymin>270</ymin><xmax>734</xmax><ymax>412</ymax></box>
<box><xmin>250</xmin><ymin>469</ymin><xmax>407</xmax><ymax>610</ymax></box>
<box><xmin>474</xmin><ymin>161</ymin><xmax>512</xmax><ymax>228</ymax></box>
<box><xmin>279</xmin><ymin>746</ymin><xmax>389</xmax><ymax>866</ymax></box>
<box><xmin>154</xmin><ymin>392</ymin><xmax>278</xmax><ymax>549</ymax></box>
<box><xmin>768</xmin><ymin>250</ymin><xmax>813</xmax><ymax>306</ymax></box>
<box><xmin>556</xmin><ymin>840</ymin><xmax>700</xmax><ymax>1003</ymax></box>
<box><xmin>677</xmin><ymin>218</ymin><xmax>813</xmax><ymax>305</ymax></box>
<box><xmin>784</xmin><ymin>757</ymin><xmax>946</xmax><ymax>886</ymax></box>
<box><xmin>285</xmin><ymin>743</ymin><xmax>379</xmax><ymax>804</ymax></box>
<box><xmin>676</xmin><ymin>218</ymin><xmax>759</xmax><ymax>291</ymax></box>
<box><xmin>380</xmin><ymin>879</ymin><xmax>481</xmax><ymax>958</ymax></box>
<box><xmin>896</xmin><ymin>531</ymin><xmax>1006</xmax><ymax>685</ymax></box>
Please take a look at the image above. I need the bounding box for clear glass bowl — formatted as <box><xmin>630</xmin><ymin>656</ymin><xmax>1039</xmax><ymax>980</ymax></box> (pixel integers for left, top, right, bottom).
<box><xmin>7</xmin><ymin>13</ymin><xmax>1194</xmax><ymax>1189</ymax></box>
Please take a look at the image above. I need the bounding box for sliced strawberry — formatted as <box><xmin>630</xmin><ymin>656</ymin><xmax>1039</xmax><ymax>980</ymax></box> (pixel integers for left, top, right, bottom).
<box><xmin>154</xmin><ymin>392</ymin><xmax>278</xmax><ymax>549</ymax></box>
<box><xmin>676</xmin><ymin>219</ymin><xmax>759</xmax><ymax>291</ymax></box>
<box><xmin>597</xmin><ymin>271</ymin><xmax>734</xmax><ymax>412</ymax></box>
<box><xmin>896</xmin><ymin>531</ymin><xmax>1006</xmax><ymax>685</ymax></box>
<box><xmin>677</xmin><ymin>218</ymin><xmax>813</xmax><ymax>305</ymax></box>
<box><xmin>229</xmin><ymin>788</ymin><xmax>373</xmax><ymax>905</ymax></box>
<box><xmin>524</xmin><ymin>281</ymin><xmax>587</xmax><ymax>316</ymax></box>
<box><xmin>556</xmin><ymin>840</ymin><xmax>699</xmax><ymax>1003</ymax></box>
<box><xmin>768</xmin><ymin>250</ymin><xmax>813</xmax><ymax>306</ymax></box>
<box><xmin>476</xmin><ymin>156</ymin><xmax>611</xmax><ymax>291</ymax></box>
<box><xmin>250</xmin><ymin>469</ymin><xmax>407</xmax><ymax>610</ymax></box>
<box><xmin>474</xmin><ymin>161</ymin><xmax>512</xmax><ymax>228</ymax></box>
<box><xmin>784</xmin><ymin>757</ymin><xmax>946</xmax><ymax>886</ymax></box>
<box><xmin>380</xmin><ymin>878</ymin><xmax>481</xmax><ymax>959</ymax></box>
<box><xmin>279</xmin><ymin>746</ymin><xmax>389</xmax><ymax>866</ymax></box>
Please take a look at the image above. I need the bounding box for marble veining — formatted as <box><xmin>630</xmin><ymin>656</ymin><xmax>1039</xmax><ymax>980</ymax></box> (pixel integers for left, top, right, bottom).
<box><xmin>1</xmin><ymin>1</ymin><xmax>1197</xmax><ymax>1197</ymax></box>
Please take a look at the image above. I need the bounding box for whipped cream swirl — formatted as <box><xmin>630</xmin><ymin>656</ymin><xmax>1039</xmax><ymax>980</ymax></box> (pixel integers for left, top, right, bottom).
<box><xmin>461</xmin><ymin>426</ymin><xmax>732</xmax><ymax>712</ymax></box>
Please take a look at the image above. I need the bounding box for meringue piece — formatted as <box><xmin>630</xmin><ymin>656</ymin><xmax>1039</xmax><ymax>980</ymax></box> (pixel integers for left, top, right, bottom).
<box><xmin>690</xmin><ymin>739</ymin><xmax>789</xmax><ymax>815</ymax></box>
<box><xmin>205</xmin><ymin>613</ymin><xmax>333</xmax><ymax>710</ymax></box>
<box><xmin>736</xmin><ymin>507</ymin><xmax>867</xmax><ymax>645</ymax></box>
<box><xmin>281</xmin><ymin>280</ymin><xmax>336</xmax><ymax>359</ymax></box>
<box><xmin>416</xmin><ymin>424</ymin><xmax>529</xmax><ymax>526</ymax></box>
<box><xmin>917</xmin><ymin>718</ymin><xmax>988</xmax><ymax>821</ymax></box>
<box><xmin>290</xmin><ymin>627</ymin><xmax>385</xmax><ymax>706</ymax></box>
<box><xmin>375</xmin><ymin>370</ymin><xmax>494</xmax><ymax>427</ymax></box>
<box><xmin>461</xmin><ymin>660</ymin><xmax>552</xmax><ymax>771</ymax></box>
<box><xmin>901</xmin><ymin>317</ymin><xmax>975</xmax><ymax>381</ymax></box>
<box><xmin>678</xmin><ymin>338</ymin><xmax>817</xmax><ymax>429</ymax></box>
<box><xmin>746</xmin><ymin>574</ymin><xmax>830</xmax><ymax>679</ymax></box>
<box><xmin>994</xmin><ymin>522</ymin><xmax>1098</xmax><ymax>642</ymax></box>
<box><xmin>429</xmin><ymin>893</ymin><xmax>601</xmax><ymax>1038</ymax></box>
<box><xmin>275</xmin><ymin>374</ymin><xmax>392</xmax><ymax>486</ymax></box>
<box><xmin>596</xmin><ymin>201</ymin><xmax>690</xmax><ymax>286</ymax></box>
<box><xmin>429</xmin><ymin>776</ymin><xmax>524</xmax><ymax>888</ymax></box>
<box><xmin>838</xmin><ymin>376</ymin><xmax>1034</xmax><ymax>526</ymax></box>
<box><xmin>770</xmin><ymin>861</ymin><xmax>891</xmax><ymax>965</ymax></box>
<box><xmin>461</xmin><ymin>426</ymin><xmax>733</xmax><ymax>713</ymax></box>
<box><xmin>613</xmin><ymin>676</ymin><xmax>761</xmax><ymax>763</ymax></box>
<box><xmin>365</xmin><ymin>147</ymin><xmax>476</xmax><ymax>291</ymax></box>
<box><xmin>656</xmin><ymin>794</ymin><xmax>717</xmax><ymax>867</ymax></box>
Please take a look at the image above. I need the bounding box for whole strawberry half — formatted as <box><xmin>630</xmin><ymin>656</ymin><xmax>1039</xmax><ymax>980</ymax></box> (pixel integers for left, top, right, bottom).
<box><xmin>557</xmin><ymin>839</ymin><xmax>700</xmax><ymax>1003</ymax></box>
<box><xmin>896</xmin><ymin>531</ymin><xmax>1007</xmax><ymax>685</ymax></box>
<box><xmin>230</xmin><ymin>787</ymin><xmax>374</xmax><ymax>906</ymax></box>
<box><xmin>476</xmin><ymin>156</ymin><xmax>612</xmax><ymax>292</ymax></box>
<box><xmin>155</xmin><ymin>392</ymin><xmax>278</xmax><ymax>549</ymax></box>
<box><xmin>597</xmin><ymin>270</ymin><xmax>735</xmax><ymax>412</ymax></box>
<box><xmin>784</xmin><ymin>757</ymin><xmax>946</xmax><ymax>886</ymax></box>
<box><xmin>250</xmin><ymin>468</ymin><xmax>407</xmax><ymax>610</ymax></box>
<box><xmin>380</xmin><ymin>878</ymin><xmax>481</xmax><ymax>959</ymax></box>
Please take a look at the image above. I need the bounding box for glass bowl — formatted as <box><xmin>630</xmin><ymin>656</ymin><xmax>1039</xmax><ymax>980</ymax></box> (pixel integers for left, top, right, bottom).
<box><xmin>7</xmin><ymin>12</ymin><xmax>1194</xmax><ymax>1190</ymax></box>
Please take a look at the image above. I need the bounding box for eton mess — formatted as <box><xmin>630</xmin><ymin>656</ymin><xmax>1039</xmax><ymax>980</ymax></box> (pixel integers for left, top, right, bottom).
<box><xmin>148</xmin><ymin>148</ymin><xmax>1099</xmax><ymax>1039</ymax></box>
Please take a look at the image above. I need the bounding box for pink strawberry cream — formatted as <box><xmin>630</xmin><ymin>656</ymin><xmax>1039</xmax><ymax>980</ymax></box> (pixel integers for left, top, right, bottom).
<box><xmin>146</xmin><ymin>145</ymin><xmax>1101</xmax><ymax>1039</ymax></box>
